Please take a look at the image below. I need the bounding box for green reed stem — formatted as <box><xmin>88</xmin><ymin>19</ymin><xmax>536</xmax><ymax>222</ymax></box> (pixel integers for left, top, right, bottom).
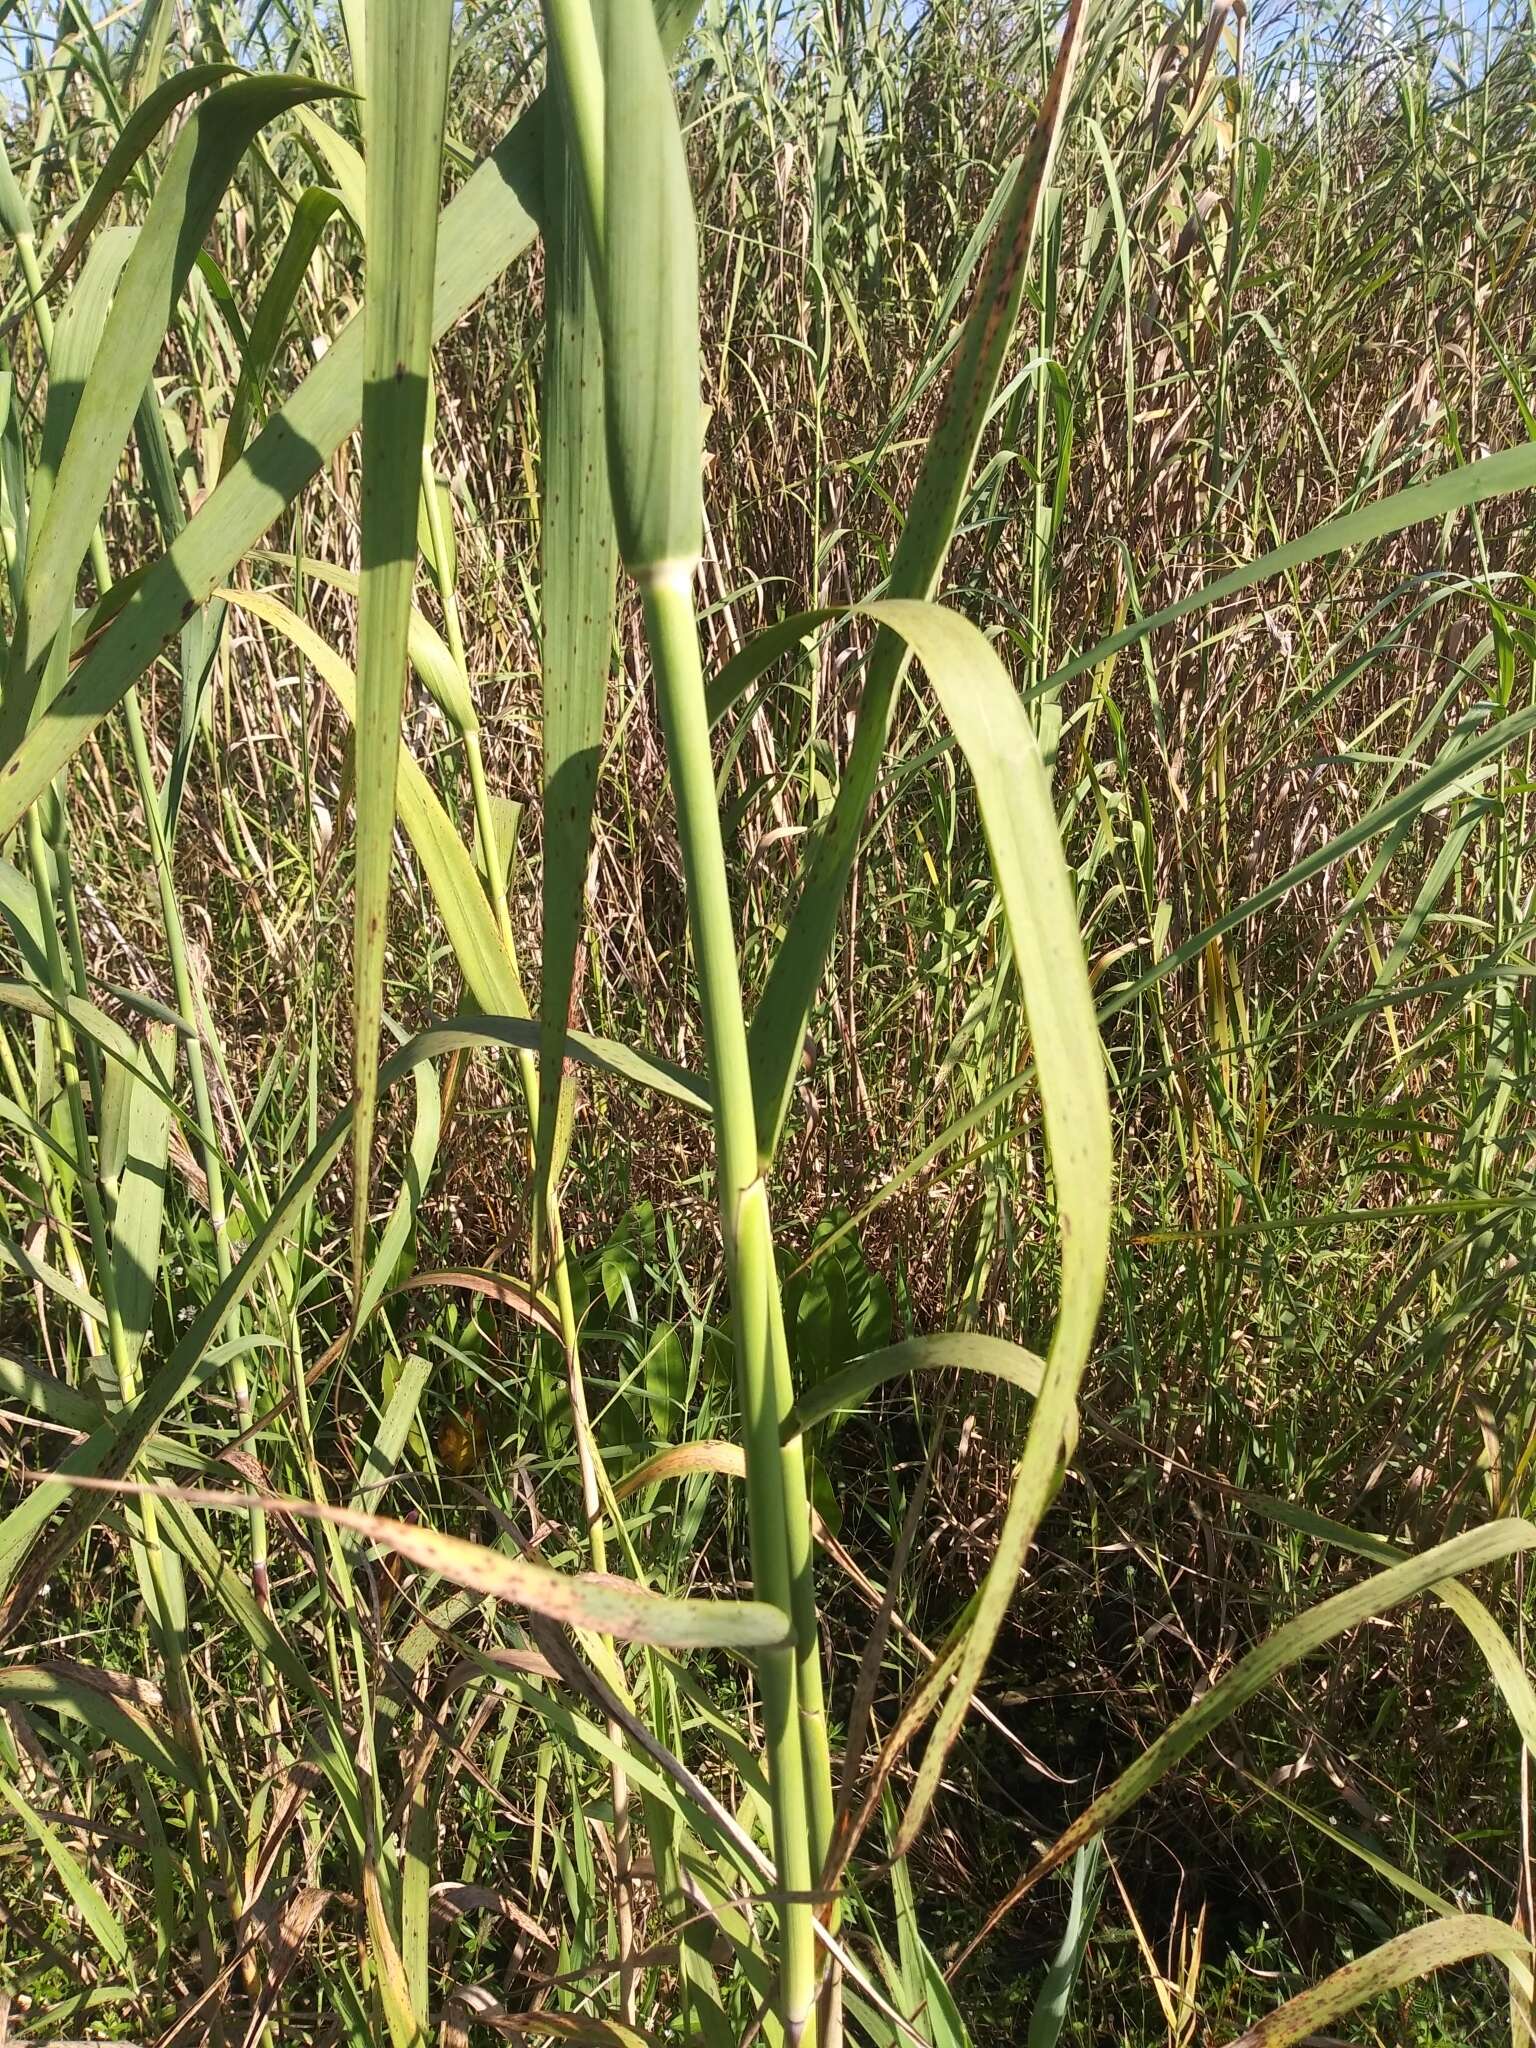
<box><xmin>640</xmin><ymin>565</ymin><xmax>831</xmax><ymax>2046</ymax></box>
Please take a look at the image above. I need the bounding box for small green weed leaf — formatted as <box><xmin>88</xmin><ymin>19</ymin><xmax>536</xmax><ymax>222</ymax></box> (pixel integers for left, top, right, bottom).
<box><xmin>644</xmin><ymin>1324</ymin><xmax>689</xmax><ymax>1440</ymax></box>
<box><xmin>32</xmin><ymin>226</ymin><xmax>136</xmax><ymax>545</ymax></box>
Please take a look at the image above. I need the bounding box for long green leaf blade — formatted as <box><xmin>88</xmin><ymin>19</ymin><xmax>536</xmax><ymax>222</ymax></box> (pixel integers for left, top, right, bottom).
<box><xmin>742</xmin><ymin>0</ymin><xmax>1091</xmax><ymax>1163</ymax></box>
<box><xmin>351</xmin><ymin>0</ymin><xmax>453</xmax><ymax>1292</ymax></box>
<box><xmin>535</xmin><ymin>44</ymin><xmax>618</xmax><ymax>1238</ymax></box>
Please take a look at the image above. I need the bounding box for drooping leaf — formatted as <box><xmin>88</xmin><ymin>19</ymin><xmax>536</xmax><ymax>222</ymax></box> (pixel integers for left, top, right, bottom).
<box><xmin>34</xmin><ymin>62</ymin><xmax>245</xmax><ymax>297</ymax></box>
<box><xmin>784</xmin><ymin>1332</ymin><xmax>1046</xmax><ymax>1439</ymax></box>
<box><xmin>740</xmin><ymin>0</ymin><xmax>1091</xmax><ymax>1163</ymax></box>
<box><xmin>83</xmin><ymin>1477</ymin><xmax>793</xmax><ymax>1655</ymax></box>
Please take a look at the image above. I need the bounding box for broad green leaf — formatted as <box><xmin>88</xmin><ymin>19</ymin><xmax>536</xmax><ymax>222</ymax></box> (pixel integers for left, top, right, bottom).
<box><xmin>581</xmin><ymin>0</ymin><xmax>701</xmax><ymax>573</ymax></box>
<box><xmin>0</xmin><ymin>1225</ymin><xmax>106</xmax><ymax>1326</ymax></box>
<box><xmin>352</xmin><ymin>0</ymin><xmax>453</xmax><ymax>1290</ymax></box>
<box><xmin>365</xmin><ymin>1850</ymin><xmax>423</xmax><ymax>2048</ymax></box>
<box><xmin>226</xmin><ymin>587</ymin><xmax>530</xmax><ymax>1010</ymax></box>
<box><xmin>0</xmin><ymin>370</ymin><xmax>28</xmax><ymax>600</ymax></box>
<box><xmin>1</xmin><ymin>75</ymin><xmax>339</xmax><ymax>750</ymax></box>
<box><xmin>0</xmin><ymin>1352</ymin><xmax>103</xmax><ymax>1431</ymax></box>
<box><xmin>0</xmin><ymin>2</ymin><xmax>701</xmax><ymax>837</ymax></box>
<box><xmin>739</xmin><ymin>0</ymin><xmax>1091</xmax><ymax>1162</ymax></box>
<box><xmin>5</xmin><ymin>220</ymin><xmax>135</xmax><ymax>750</ymax></box>
<box><xmin>417</xmin><ymin>470</ymin><xmax>457</xmax><ymax>590</ymax></box>
<box><xmin>535</xmin><ymin>49</ymin><xmax>618</xmax><ymax>1242</ymax></box>
<box><xmin>1218</xmin><ymin>1915</ymin><xmax>1533</xmax><ymax>2048</ymax></box>
<box><xmin>402</xmin><ymin>1758</ymin><xmax>433</xmax><ymax>2037</ymax></box>
<box><xmin>292</xmin><ymin>102</ymin><xmax>366</xmax><ymax>224</ymax></box>
<box><xmin>0</xmin><ymin>855</ymin><xmax>51</xmax><ymax>983</ymax></box>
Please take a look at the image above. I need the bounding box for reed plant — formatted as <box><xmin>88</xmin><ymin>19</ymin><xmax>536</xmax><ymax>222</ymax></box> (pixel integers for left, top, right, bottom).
<box><xmin>0</xmin><ymin>2</ymin><xmax>1534</xmax><ymax>2044</ymax></box>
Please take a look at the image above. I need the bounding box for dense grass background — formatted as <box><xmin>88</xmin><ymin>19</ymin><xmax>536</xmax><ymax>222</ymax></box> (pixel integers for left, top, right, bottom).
<box><xmin>1</xmin><ymin>0</ymin><xmax>1534</xmax><ymax>2041</ymax></box>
